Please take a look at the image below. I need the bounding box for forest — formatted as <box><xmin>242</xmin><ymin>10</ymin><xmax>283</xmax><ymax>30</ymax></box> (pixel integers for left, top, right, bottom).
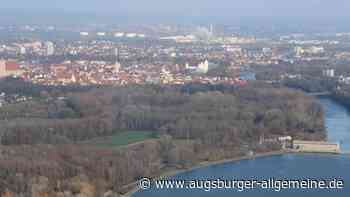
<box><xmin>0</xmin><ymin>78</ymin><xmax>325</xmax><ymax>197</ymax></box>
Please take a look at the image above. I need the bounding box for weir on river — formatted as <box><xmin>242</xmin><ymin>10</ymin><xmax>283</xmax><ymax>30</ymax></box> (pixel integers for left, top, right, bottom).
<box><xmin>292</xmin><ymin>140</ymin><xmax>341</xmax><ymax>154</ymax></box>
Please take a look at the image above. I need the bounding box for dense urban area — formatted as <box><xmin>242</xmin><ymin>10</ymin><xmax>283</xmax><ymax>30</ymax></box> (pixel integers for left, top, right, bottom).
<box><xmin>1</xmin><ymin>23</ymin><xmax>350</xmax><ymax>197</ymax></box>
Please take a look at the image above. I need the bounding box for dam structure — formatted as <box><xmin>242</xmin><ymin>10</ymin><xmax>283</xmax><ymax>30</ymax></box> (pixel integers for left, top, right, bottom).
<box><xmin>292</xmin><ymin>140</ymin><xmax>341</xmax><ymax>154</ymax></box>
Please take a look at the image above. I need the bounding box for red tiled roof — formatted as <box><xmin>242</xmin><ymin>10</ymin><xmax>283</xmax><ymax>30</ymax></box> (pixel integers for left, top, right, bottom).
<box><xmin>5</xmin><ymin>61</ymin><xmax>21</xmax><ymax>71</ymax></box>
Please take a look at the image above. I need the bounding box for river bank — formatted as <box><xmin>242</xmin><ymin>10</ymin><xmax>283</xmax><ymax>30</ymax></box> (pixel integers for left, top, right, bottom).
<box><xmin>122</xmin><ymin>150</ymin><xmax>290</xmax><ymax>197</ymax></box>
<box><xmin>126</xmin><ymin>96</ymin><xmax>350</xmax><ymax>197</ymax></box>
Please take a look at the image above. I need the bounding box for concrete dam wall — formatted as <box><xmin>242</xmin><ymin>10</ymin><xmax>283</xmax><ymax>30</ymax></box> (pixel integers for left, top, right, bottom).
<box><xmin>292</xmin><ymin>140</ymin><xmax>341</xmax><ymax>154</ymax></box>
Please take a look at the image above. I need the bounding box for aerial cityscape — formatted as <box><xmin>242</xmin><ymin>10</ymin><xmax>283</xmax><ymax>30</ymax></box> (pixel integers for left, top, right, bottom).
<box><xmin>0</xmin><ymin>1</ymin><xmax>350</xmax><ymax>197</ymax></box>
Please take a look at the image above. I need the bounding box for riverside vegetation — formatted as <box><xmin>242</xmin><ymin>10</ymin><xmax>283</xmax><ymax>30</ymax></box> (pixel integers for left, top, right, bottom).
<box><xmin>0</xmin><ymin>78</ymin><xmax>325</xmax><ymax>197</ymax></box>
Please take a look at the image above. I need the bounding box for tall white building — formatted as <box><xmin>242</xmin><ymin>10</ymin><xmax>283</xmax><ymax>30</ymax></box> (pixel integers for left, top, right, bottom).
<box><xmin>113</xmin><ymin>48</ymin><xmax>121</xmax><ymax>73</ymax></box>
<box><xmin>114</xmin><ymin>62</ymin><xmax>121</xmax><ymax>73</ymax></box>
<box><xmin>19</xmin><ymin>47</ymin><xmax>26</xmax><ymax>55</ymax></box>
<box><xmin>45</xmin><ymin>42</ymin><xmax>55</xmax><ymax>56</ymax></box>
<box><xmin>209</xmin><ymin>24</ymin><xmax>214</xmax><ymax>35</ymax></box>
<box><xmin>115</xmin><ymin>48</ymin><xmax>119</xmax><ymax>59</ymax></box>
<box><xmin>197</xmin><ymin>60</ymin><xmax>209</xmax><ymax>73</ymax></box>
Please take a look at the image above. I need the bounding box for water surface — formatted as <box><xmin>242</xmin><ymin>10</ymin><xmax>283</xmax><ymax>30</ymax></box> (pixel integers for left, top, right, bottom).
<box><xmin>318</xmin><ymin>97</ymin><xmax>350</xmax><ymax>151</ymax></box>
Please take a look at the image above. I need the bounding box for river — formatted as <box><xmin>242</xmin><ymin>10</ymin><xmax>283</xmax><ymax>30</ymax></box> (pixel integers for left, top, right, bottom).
<box><xmin>134</xmin><ymin>97</ymin><xmax>350</xmax><ymax>197</ymax></box>
<box><xmin>319</xmin><ymin>97</ymin><xmax>350</xmax><ymax>151</ymax></box>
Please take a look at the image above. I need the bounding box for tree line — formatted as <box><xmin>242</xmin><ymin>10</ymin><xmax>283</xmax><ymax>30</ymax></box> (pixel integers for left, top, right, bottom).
<box><xmin>0</xmin><ymin>79</ymin><xmax>325</xmax><ymax>196</ymax></box>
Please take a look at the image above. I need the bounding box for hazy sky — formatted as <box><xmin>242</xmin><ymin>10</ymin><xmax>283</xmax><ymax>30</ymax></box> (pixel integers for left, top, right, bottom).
<box><xmin>1</xmin><ymin>0</ymin><xmax>350</xmax><ymax>23</ymax></box>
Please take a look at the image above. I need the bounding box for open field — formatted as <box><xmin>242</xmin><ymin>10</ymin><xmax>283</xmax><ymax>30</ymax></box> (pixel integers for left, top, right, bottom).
<box><xmin>81</xmin><ymin>131</ymin><xmax>159</xmax><ymax>149</ymax></box>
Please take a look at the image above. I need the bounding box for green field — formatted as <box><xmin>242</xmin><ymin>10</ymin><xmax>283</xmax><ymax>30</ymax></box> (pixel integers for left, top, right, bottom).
<box><xmin>89</xmin><ymin>131</ymin><xmax>159</xmax><ymax>149</ymax></box>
